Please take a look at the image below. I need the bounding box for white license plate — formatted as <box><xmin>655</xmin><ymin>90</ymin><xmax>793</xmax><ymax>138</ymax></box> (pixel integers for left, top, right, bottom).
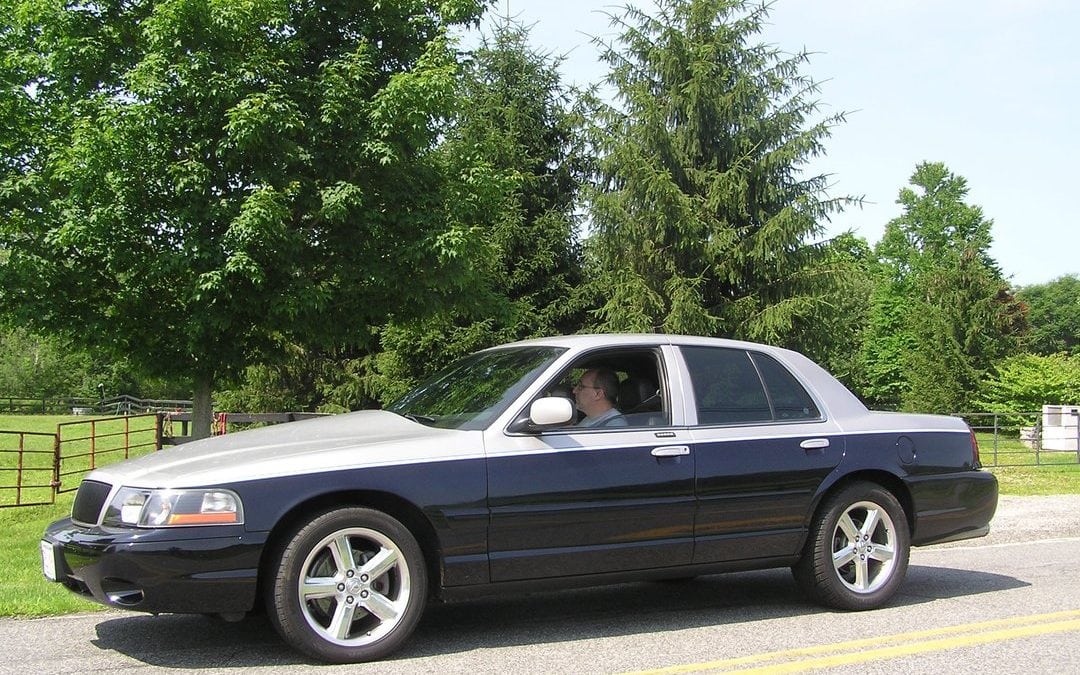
<box><xmin>40</xmin><ymin>540</ymin><xmax>58</xmax><ymax>581</ymax></box>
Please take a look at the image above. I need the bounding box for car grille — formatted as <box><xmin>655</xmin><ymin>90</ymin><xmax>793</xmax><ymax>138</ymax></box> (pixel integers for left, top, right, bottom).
<box><xmin>72</xmin><ymin>480</ymin><xmax>112</xmax><ymax>526</ymax></box>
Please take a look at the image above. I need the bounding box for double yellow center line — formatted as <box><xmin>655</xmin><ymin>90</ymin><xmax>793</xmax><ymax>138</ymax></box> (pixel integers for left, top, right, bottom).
<box><xmin>628</xmin><ymin>609</ymin><xmax>1080</xmax><ymax>674</ymax></box>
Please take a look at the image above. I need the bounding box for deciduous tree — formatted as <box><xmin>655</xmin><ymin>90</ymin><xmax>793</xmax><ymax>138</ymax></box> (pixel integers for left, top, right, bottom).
<box><xmin>976</xmin><ymin>353</ymin><xmax>1080</xmax><ymax>416</ymax></box>
<box><xmin>0</xmin><ymin>0</ymin><xmax>490</xmax><ymax>436</ymax></box>
<box><xmin>862</xmin><ymin>162</ymin><xmax>1025</xmax><ymax>412</ymax></box>
<box><xmin>1017</xmin><ymin>275</ymin><xmax>1080</xmax><ymax>356</ymax></box>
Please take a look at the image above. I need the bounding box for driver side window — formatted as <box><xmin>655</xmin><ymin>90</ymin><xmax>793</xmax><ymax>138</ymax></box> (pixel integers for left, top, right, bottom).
<box><xmin>541</xmin><ymin>350</ymin><xmax>671</xmax><ymax>429</ymax></box>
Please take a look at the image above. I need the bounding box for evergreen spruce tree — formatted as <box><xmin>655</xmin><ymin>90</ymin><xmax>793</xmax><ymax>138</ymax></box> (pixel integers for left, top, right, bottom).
<box><xmin>363</xmin><ymin>16</ymin><xmax>587</xmax><ymax>403</ymax></box>
<box><xmin>586</xmin><ymin>0</ymin><xmax>851</xmax><ymax>343</ymax></box>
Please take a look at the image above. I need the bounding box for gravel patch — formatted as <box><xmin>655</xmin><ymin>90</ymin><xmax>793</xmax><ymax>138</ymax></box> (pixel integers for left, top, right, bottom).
<box><xmin>988</xmin><ymin>494</ymin><xmax>1080</xmax><ymax>540</ymax></box>
<box><xmin>927</xmin><ymin>494</ymin><xmax>1080</xmax><ymax>548</ymax></box>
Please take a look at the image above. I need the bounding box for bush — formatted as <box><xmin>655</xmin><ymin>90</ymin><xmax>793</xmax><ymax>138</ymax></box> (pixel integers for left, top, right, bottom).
<box><xmin>976</xmin><ymin>353</ymin><xmax>1080</xmax><ymax>421</ymax></box>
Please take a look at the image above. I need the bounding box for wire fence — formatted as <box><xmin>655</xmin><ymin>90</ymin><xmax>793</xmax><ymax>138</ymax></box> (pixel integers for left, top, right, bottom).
<box><xmin>0</xmin><ymin>411</ymin><xmax>324</xmax><ymax>508</ymax></box>
<box><xmin>0</xmin><ymin>430</ymin><xmax>59</xmax><ymax>508</ymax></box>
<box><xmin>0</xmin><ymin>395</ymin><xmax>192</xmax><ymax>416</ymax></box>
<box><xmin>953</xmin><ymin>409</ymin><xmax>1080</xmax><ymax>467</ymax></box>
<box><xmin>54</xmin><ymin>414</ymin><xmax>162</xmax><ymax>494</ymax></box>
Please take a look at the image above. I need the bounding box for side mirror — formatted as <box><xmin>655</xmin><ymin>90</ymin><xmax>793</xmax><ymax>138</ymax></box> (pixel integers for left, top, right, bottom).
<box><xmin>508</xmin><ymin>396</ymin><xmax>575</xmax><ymax>433</ymax></box>
<box><xmin>530</xmin><ymin>396</ymin><xmax>575</xmax><ymax>426</ymax></box>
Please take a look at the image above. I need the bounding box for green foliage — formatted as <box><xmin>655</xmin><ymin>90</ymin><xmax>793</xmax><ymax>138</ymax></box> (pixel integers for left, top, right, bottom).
<box><xmin>902</xmin><ymin>306</ymin><xmax>974</xmax><ymax>413</ymax></box>
<box><xmin>4</xmin><ymin>1</ymin><xmax>1055</xmax><ymax>419</ymax></box>
<box><xmin>858</xmin><ymin>281</ymin><xmax>911</xmax><ymax>407</ymax></box>
<box><xmin>861</xmin><ymin>162</ymin><xmax>1025</xmax><ymax>412</ymax></box>
<box><xmin>365</xmin><ymin>15</ymin><xmax>587</xmax><ymax>397</ymax></box>
<box><xmin>976</xmin><ymin>353</ymin><xmax>1080</xmax><ymax>414</ymax></box>
<box><xmin>0</xmin><ymin>0</ymin><xmax>491</xmax><ymax>434</ymax></box>
<box><xmin>0</xmin><ymin>328</ymin><xmax>94</xmax><ymax>397</ymax></box>
<box><xmin>584</xmin><ymin>0</ymin><xmax>853</xmax><ymax>343</ymax></box>
<box><xmin>1017</xmin><ymin>275</ymin><xmax>1080</xmax><ymax>356</ymax></box>
<box><xmin>791</xmin><ymin>232</ymin><xmax>874</xmax><ymax>388</ymax></box>
<box><xmin>214</xmin><ymin>364</ymin><xmax>308</xmax><ymax>414</ymax></box>
<box><xmin>214</xmin><ymin>343</ymin><xmax>385</xmax><ymax>414</ymax></box>
<box><xmin>0</xmin><ymin>327</ymin><xmax>186</xmax><ymax>399</ymax></box>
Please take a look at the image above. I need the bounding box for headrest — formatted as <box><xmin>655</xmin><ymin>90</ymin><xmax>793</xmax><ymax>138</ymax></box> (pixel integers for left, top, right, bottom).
<box><xmin>619</xmin><ymin>377</ymin><xmax>657</xmax><ymax>412</ymax></box>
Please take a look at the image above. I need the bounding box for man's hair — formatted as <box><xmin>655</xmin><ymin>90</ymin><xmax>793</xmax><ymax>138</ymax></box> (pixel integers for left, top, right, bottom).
<box><xmin>590</xmin><ymin>368</ymin><xmax>620</xmax><ymax>404</ymax></box>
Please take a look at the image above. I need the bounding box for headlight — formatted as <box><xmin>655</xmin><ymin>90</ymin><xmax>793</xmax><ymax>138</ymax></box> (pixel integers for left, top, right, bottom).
<box><xmin>103</xmin><ymin>487</ymin><xmax>244</xmax><ymax>527</ymax></box>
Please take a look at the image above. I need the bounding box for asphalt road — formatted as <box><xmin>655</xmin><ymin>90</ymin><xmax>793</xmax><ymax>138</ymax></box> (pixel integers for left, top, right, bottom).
<box><xmin>3</xmin><ymin>495</ymin><xmax>1079</xmax><ymax>674</ymax></box>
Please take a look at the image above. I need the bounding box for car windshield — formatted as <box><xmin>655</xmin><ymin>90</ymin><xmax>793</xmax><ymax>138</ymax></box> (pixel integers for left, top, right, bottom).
<box><xmin>386</xmin><ymin>346</ymin><xmax>566</xmax><ymax>430</ymax></box>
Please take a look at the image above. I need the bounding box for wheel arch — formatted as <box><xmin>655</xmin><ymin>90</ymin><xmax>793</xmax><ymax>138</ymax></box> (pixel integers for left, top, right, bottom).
<box><xmin>257</xmin><ymin>490</ymin><xmax>443</xmax><ymax>604</ymax></box>
<box><xmin>793</xmin><ymin>469</ymin><xmax>914</xmax><ymax>609</ymax></box>
<box><xmin>809</xmin><ymin>470</ymin><xmax>915</xmax><ymax>539</ymax></box>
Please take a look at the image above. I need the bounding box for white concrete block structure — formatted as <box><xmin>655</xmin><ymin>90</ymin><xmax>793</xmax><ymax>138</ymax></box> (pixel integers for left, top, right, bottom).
<box><xmin>1022</xmin><ymin>405</ymin><xmax>1080</xmax><ymax>451</ymax></box>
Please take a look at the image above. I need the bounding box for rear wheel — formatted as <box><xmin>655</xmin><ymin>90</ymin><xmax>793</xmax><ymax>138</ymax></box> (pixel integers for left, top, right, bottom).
<box><xmin>266</xmin><ymin>508</ymin><xmax>427</xmax><ymax>663</ymax></box>
<box><xmin>793</xmin><ymin>482</ymin><xmax>909</xmax><ymax>610</ymax></box>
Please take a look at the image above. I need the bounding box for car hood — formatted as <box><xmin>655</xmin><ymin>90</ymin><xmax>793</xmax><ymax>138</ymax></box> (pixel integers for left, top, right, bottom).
<box><xmin>87</xmin><ymin>410</ymin><xmax>483</xmax><ymax>488</ymax></box>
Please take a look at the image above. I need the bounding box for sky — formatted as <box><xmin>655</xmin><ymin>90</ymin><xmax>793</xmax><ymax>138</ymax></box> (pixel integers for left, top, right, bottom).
<box><xmin>470</xmin><ymin>0</ymin><xmax>1077</xmax><ymax>287</ymax></box>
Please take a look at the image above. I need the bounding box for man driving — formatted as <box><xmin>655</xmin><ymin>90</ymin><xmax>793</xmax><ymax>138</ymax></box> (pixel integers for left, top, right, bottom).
<box><xmin>573</xmin><ymin>368</ymin><xmax>627</xmax><ymax>427</ymax></box>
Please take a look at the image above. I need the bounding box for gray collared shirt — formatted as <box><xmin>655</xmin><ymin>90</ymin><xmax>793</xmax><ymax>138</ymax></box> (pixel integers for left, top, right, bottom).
<box><xmin>579</xmin><ymin>407</ymin><xmax>627</xmax><ymax>427</ymax></box>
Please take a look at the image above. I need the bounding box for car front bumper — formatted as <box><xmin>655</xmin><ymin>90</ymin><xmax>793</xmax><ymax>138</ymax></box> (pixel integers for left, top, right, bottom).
<box><xmin>42</xmin><ymin>518</ymin><xmax>267</xmax><ymax>615</ymax></box>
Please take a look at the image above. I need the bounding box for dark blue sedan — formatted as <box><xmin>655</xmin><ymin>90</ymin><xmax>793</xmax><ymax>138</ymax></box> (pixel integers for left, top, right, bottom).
<box><xmin>42</xmin><ymin>334</ymin><xmax>997</xmax><ymax>663</ymax></box>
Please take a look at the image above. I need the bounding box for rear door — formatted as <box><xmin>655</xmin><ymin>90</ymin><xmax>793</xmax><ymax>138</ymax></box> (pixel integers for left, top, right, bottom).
<box><xmin>676</xmin><ymin>346</ymin><xmax>845</xmax><ymax>563</ymax></box>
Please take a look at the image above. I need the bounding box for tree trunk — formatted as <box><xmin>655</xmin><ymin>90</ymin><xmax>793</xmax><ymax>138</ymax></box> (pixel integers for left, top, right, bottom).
<box><xmin>191</xmin><ymin>375</ymin><xmax>214</xmax><ymax>440</ymax></box>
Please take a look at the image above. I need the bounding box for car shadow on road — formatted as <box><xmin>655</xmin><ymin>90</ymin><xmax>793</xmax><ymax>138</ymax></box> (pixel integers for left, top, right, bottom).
<box><xmin>91</xmin><ymin>613</ymin><xmax>303</xmax><ymax>668</ymax></box>
<box><xmin>89</xmin><ymin>566</ymin><xmax>1027</xmax><ymax>668</ymax></box>
<box><xmin>896</xmin><ymin>564</ymin><xmax>1029</xmax><ymax>604</ymax></box>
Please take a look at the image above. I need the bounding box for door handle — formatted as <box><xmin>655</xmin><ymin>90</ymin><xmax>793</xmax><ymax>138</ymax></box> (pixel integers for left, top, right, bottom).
<box><xmin>651</xmin><ymin>445</ymin><xmax>690</xmax><ymax>457</ymax></box>
<box><xmin>800</xmin><ymin>438</ymin><xmax>830</xmax><ymax>450</ymax></box>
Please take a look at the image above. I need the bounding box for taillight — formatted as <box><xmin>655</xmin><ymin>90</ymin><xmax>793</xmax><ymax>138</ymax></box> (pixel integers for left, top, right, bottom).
<box><xmin>969</xmin><ymin>428</ymin><xmax>981</xmax><ymax>468</ymax></box>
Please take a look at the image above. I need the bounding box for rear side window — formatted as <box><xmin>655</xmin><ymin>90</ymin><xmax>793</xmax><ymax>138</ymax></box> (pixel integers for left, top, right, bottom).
<box><xmin>681</xmin><ymin>347</ymin><xmax>821</xmax><ymax>425</ymax></box>
<box><xmin>681</xmin><ymin>347</ymin><xmax>771</xmax><ymax>425</ymax></box>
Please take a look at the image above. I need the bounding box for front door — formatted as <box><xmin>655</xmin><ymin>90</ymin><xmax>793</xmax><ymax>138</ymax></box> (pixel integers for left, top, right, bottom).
<box><xmin>485</xmin><ymin>347</ymin><xmax>695</xmax><ymax>581</ymax></box>
<box><xmin>486</xmin><ymin>428</ymin><xmax>695</xmax><ymax>580</ymax></box>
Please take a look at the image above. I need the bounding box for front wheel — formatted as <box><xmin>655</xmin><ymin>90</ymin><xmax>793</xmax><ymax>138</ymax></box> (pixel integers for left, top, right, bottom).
<box><xmin>793</xmin><ymin>482</ymin><xmax>910</xmax><ymax>610</ymax></box>
<box><xmin>266</xmin><ymin>508</ymin><xmax>427</xmax><ymax>663</ymax></box>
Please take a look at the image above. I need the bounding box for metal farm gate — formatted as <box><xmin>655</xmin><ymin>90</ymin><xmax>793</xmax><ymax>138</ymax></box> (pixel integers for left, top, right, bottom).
<box><xmin>0</xmin><ymin>414</ymin><xmax>161</xmax><ymax>508</ymax></box>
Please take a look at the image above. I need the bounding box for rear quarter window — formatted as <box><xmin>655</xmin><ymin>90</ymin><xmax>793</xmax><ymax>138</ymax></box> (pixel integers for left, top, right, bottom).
<box><xmin>750</xmin><ymin>352</ymin><xmax>821</xmax><ymax>421</ymax></box>
<box><xmin>681</xmin><ymin>347</ymin><xmax>771</xmax><ymax>425</ymax></box>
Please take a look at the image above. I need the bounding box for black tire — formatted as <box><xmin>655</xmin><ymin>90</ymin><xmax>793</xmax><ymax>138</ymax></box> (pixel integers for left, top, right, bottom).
<box><xmin>265</xmin><ymin>507</ymin><xmax>427</xmax><ymax>663</ymax></box>
<box><xmin>792</xmin><ymin>482</ymin><xmax>910</xmax><ymax>610</ymax></box>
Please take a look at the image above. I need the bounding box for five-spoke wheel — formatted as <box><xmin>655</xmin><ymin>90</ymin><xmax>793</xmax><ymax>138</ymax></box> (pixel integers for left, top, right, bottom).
<box><xmin>830</xmin><ymin>500</ymin><xmax>899</xmax><ymax>594</ymax></box>
<box><xmin>267</xmin><ymin>508</ymin><xmax>427</xmax><ymax>663</ymax></box>
<box><xmin>793</xmin><ymin>482</ymin><xmax>910</xmax><ymax>610</ymax></box>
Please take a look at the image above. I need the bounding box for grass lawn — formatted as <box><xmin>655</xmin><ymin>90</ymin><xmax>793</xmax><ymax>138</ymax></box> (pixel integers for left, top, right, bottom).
<box><xmin>975</xmin><ymin>431</ymin><xmax>1080</xmax><ymax>495</ymax></box>
<box><xmin>0</xmin><ymin>415</ymin><xmax>1076</xmax><ymax>618</ymax></box>
<box><xmin>0</xmin><ymin>495</ymin><xmax>102</xmax><ymax>617</ymax></box>
<box><xmin>990</xmin><ymin>464</ymin><xmax>1080</xmax><ymax>495</ymax></box>
<box><xmin>1</xmin><ymin>413</ymin><xmax>159</xmax><ymax>617</ymax></box>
